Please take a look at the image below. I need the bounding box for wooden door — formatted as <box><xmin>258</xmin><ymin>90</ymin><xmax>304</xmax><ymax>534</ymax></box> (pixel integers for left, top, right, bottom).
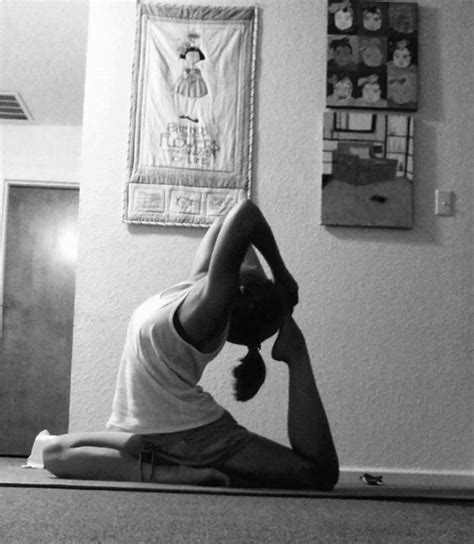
<box><xmin>0</xmin><ymin>184</ymin><xmax>79</xmax><ymax>455</ymax></box>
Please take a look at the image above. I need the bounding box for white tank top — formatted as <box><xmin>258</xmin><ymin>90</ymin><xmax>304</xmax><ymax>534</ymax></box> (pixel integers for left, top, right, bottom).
<box><xmin>107</xmin><ymin>282</ymin><xmax>227</xmax><ymax>434</ymax></box>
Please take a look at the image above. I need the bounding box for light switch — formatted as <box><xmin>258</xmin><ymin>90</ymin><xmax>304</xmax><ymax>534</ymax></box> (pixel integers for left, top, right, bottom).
<box><xmin>435</xmin><ymin>190</ymin><xmax>453</xmax><ymax>216</ymax></box>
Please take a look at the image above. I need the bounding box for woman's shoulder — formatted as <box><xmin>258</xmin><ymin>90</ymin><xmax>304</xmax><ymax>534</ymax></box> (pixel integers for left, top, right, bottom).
<box><xmin>159</xmin><ymin>280</ymin><xmax>196</xmax><ymax>301</ymax></box>
<box><xmin>131</xmin><ymin>281</ymin><xmax>195</xmax><ymax>327</ymax></box>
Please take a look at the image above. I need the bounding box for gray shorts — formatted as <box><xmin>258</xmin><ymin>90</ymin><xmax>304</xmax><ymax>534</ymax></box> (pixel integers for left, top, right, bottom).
<box><xmin>139</xmin><ymin>411</ymin><xmax>254</xmax><ymax>469</ymax></box>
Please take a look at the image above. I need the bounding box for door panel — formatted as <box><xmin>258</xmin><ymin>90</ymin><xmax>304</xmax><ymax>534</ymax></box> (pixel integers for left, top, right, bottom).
<box><xmin>1</xmin><ymin>185</ymin><xmax>79</xmax><ymax>455</ymax></box>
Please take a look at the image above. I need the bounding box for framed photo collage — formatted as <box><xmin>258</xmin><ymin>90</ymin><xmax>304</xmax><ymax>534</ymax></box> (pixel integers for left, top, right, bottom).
<box><xmin>327</xmin><ymin>1</ymin><xmax>418</xmax><ymax>111</ymax></box>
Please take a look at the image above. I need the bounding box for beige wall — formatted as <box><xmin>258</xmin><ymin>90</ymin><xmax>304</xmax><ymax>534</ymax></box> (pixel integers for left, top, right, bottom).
<box><xmin>1</xmin><ymin>126</ymin><xmax>82</xmax><ymax>182</ymax></box>
<box><xmin>65</xmin><ymin>0</ymin><xmax>473</xmax><ymax>477</ymax></box>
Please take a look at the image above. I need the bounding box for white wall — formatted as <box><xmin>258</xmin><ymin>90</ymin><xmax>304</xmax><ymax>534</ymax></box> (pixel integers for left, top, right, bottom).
<box><xmin>69</xmin><ymin>0</ymin><xmax>473</xmax><ymax>477</ymax></box>
<box><xmin>1</xmin><ymin>126</ymin><xmax>83</xmax><ymax>182</ymax></box>
<box><xmin>0</xmin><ymin>125</ymin><xmax>82</xmax><ymax>240</ymax></box>
<box><xmin>1</xmin><ymin>0</ymin><xmax>89</xmax><ymax>125</ymax></box>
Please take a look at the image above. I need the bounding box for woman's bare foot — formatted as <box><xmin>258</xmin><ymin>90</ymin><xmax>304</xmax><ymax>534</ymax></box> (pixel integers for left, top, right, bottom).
<box><xmin>271</xmin><ymin>314</ymin><xmax>306</xmax><ymax>363</ymax></box>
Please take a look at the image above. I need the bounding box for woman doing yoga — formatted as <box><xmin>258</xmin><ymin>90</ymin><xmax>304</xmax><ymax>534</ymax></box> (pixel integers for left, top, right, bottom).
<box><xmin>44</xmin><ymin>200</ymin><xmax>339</xmax><ymax>490</ymax></box>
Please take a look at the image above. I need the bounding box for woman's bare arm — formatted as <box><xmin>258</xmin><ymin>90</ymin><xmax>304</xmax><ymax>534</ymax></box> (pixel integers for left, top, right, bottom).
<box><xmin>188</xmin><ymin>215</ymin><xmax>226</xmax><ymax>280</ymax></box>
<box><xmin>178</xmin><ymin>200</ymin><xmax>298</xmax><ymax>348</ymax></box>
<box><xmin>189</xmin><ymin>214</ymin><xmax>266</xmax><ymax>282</ymax></box>
<box><xmin>205</xmin><ymin>200</ymin><xmax>297</xmax><ymax>296</ymax></box>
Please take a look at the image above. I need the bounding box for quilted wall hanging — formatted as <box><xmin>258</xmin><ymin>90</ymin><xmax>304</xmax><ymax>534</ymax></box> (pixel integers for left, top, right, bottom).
<box><xmin>125</xmin><ymin>2</ymin><xmax>258</xmax><ymax>226</ymax></box>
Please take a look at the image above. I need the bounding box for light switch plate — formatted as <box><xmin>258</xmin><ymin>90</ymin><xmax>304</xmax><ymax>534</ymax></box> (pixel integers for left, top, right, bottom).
<box><xmin>435</xmin><ymin>190</ymin><xmax>453</xmax><ymax>216</ymax></box>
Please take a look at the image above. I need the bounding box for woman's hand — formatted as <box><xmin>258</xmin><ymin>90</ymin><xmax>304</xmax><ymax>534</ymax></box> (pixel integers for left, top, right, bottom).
<box><xmin>277</xmin><ymin>268</ymin><xmax>299</xmax><ymax>311</ymax></box>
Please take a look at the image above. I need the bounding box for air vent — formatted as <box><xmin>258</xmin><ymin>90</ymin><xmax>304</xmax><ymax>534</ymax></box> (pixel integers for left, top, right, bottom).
<box><xmin>0</xmin><ymin>92</ymin><xmax>33</xmax><ymax>122</ymax></box>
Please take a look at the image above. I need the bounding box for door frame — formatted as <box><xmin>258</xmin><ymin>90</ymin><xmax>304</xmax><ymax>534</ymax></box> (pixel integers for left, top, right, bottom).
<box><xmin>0</xmin><ymin>179</ymin><xmax>80</xmax><ymax>341</ymax></box>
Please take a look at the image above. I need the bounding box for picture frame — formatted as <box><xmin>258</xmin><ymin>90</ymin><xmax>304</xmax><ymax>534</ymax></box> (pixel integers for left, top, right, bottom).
<box><xmin>322</xmin><ymin>111</ymin><xmax>415</xmax><ymax>228</ymax></box>
<box><xmin>326</xmin><ymin>1</ymin><xmax>418</xmax><ymax>112</ymax></box>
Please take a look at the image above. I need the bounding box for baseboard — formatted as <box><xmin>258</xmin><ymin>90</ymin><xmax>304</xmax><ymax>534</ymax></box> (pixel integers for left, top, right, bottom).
<box><xmin>340</xmin><ymin>467</ymin><xmax>474</xmax><ymax>489</ymax></box>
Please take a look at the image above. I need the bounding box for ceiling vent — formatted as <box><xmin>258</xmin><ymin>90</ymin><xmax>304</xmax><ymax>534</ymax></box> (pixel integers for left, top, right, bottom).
<box><xmin>0</xmin><ymin>92</ymin><xmax>33</xmax><ymax>122</ymax></box>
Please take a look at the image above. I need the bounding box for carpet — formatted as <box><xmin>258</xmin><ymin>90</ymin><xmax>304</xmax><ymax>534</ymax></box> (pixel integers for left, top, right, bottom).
<box><xmin>1</xmin><ymin>486</ymin><xmax>472</xmax><ymax>544</ymax></box>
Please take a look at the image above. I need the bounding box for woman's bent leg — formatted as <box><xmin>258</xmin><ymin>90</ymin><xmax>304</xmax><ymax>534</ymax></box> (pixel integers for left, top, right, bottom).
<box><xmin>43</xmin><ymin>432</ymin><xmax>144</xmax><ymax>481</ymax></box>
<box><xmin>271</xmin><ymin>315</ymin><xmax>339</xmax><ymax>487</ymax></box>
<box><xmin>215</xmin><ymin>315</ymin><xmax>339</xmax><ymax>490</ymax></box>
<box><xmin>43</xmin><ymin>432</ymin><xmax>230</xmax><ymax>486</ymax></box>
<box><xmin>216</xmin><ymin>434</ymin><xmax>335</xmax><ymax>490</ymax></box>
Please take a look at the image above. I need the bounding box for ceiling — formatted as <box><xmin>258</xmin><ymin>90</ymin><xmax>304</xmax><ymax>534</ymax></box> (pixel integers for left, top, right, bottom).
<box><xmin>0</xmin><ymin>0</ymin><xmax>90</xmax><ymax>126</ymax></box>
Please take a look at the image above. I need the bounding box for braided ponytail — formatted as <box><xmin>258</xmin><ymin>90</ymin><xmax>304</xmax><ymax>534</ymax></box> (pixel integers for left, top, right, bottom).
<box><xmin>232</xmin><ymin>345</ymin><xmax>266</xmax><ymax>401</ymax></box>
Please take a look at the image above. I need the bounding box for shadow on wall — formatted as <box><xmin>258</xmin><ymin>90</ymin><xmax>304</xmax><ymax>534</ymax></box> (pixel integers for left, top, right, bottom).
<box><xmin>418</xmin><ymin>6</ymin><xmax>444</xmax><ymax>123</ymax></box>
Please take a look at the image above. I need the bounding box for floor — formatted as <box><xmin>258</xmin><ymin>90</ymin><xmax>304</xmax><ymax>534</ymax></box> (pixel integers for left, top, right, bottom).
<box><xmin>1</xmin><ymin>485</ymin><xmax>472</xmax><ymax>544</ymax></box>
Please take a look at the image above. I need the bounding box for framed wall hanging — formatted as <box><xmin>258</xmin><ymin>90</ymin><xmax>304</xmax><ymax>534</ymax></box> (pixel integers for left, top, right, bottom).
<box><xmin>125</xmin><ymin>3</ymin><xmax>258</xmax><ymax>226</ymax></box>
<box><xmin>326</xmin><ymin>1</ymin><xmax>418</xmax><ymax>112</ymax></box>
<box><xmin>322</xmin><ymin>111</ymin><xmax>414</xmax><ymax>228</ymax></box>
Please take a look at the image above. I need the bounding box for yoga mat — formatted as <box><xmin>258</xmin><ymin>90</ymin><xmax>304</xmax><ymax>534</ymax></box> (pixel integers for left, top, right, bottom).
<box><xmin>1</xmin><ymin>458</ymin><xmax>472</xmax><ymax>502</ymax></box>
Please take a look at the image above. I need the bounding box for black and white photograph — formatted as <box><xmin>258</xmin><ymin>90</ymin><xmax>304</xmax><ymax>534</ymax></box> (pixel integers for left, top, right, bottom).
<box><xmin>0</xmin><ymin>1</ymin><xmax>472</xmax><ymax>543</ymax></box>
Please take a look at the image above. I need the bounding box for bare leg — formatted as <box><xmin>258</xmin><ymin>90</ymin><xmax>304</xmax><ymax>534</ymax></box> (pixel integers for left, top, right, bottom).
<box><xmin>43</xmin><ymin>432</ymin><xmax>230</xmax><ymax>487</ymax></box>
<box><xmin>271</xmin><ymin>315</ymin><xmax>339</xmax><ymax>475</ymax></box>
<box><xmin>214</xmin><ymin>315</ymin><xmax>339</xmax><ymax>490</ymax></box>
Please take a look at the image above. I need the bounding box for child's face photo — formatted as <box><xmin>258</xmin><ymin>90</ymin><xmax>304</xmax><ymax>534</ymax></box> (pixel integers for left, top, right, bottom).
<box><xmin>390</xmin><ymin>5</ymin><xmax>416</xmax><ymax>34</ymax></box>
<box><xmin>363</xmin><ymin>10</ymin><xmax>383</xmax><ymax>31</ymax></box>
<box><xmin>362</xmin><ymin>82</ymin><xmax>381</xmax><ymax>103</ymax></box>
<box><xmin>393</xmin><ymin>47</ymin><xmax>411</xmax><ymax>68</ymax></box>
<box><xmin>388</xmin><ymin>76</ymin><xmax>415</xmax><ymax>104</ymax></box>
<box><xmin>361</xmin><ymin>41</ymin><xmax>383</xmax><ymax>67</ymax></box>
<box><xmin>335</xmin><ymin>8</ymin><xmax>354</xmax><ymax>31</ymax></box>
<box><xmin>334</xmin><ymin>78</ymin><xmax>353</xmax><ymax>100</ymax></box>
<box><xmin>334</xmin><ymin>45</ymin><xmax>354</xmax><ymax>66</ymax></box>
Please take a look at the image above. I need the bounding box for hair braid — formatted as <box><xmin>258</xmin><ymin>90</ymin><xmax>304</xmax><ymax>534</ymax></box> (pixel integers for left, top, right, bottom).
<box><xmin>232</xmin><ymin>344</ymin><xmax>266</xmax><ymax>402</ymax></box>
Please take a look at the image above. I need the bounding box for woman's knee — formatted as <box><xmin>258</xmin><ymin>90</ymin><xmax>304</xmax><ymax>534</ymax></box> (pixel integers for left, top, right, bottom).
<box><xmin>43</xmin><ymin>436</ymin><xmax>69</xmax><ymax>476</ymax></box>
<box><xmin>302</xmin><ymin>459</ymin><xmax>339</xmax><ymax>491</ymax></box>
<box><xmin>122</xmin><ymin>434</ymin><xmax>146</xmax><ymax>458</ymax></box>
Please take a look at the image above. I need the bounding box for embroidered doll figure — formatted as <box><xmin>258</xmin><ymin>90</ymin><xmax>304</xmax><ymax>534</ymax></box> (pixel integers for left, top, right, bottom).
<box><xmin>175</xmin><ymin>46</ymin><xmax>208</xmax><ymax>123</ymax></box>
<box><xmin>360</xmin><ymin>38</ymin><xmax>384</xmax><ymax>68</ymax></box>
<box><xmin>355</xmin><ymin>74</ymin><xmax>387</xmax><ymax>108</ymax></box>
<box><xmin>362</xmin><ymin>4</ymin><xmax>383</xmax><ymax>32</ymax></box>
<box><xmin>329</xmin><ymin>1</ymin><xmax>355</xmax><ymax>33</ymax></box>
<box><xmin>327</xmin><ymin>74</ymin><xmax>355</xmax><ymax>107</ymax></box>
<box><xmin>328</xmin><ymin>37</ymin><xmax>357</xmax><ymax>71</ymax></box>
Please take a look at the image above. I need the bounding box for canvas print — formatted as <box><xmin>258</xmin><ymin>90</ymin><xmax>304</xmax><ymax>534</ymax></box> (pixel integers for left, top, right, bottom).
<box><xmin>322</xmin><ymin>111</ymin><xmax>414</xmax><ymax>228</ymax></box>
<box><xmin>126</xmin><ymin>3</ymin><xmax>257</xmax><ymax>226</ymax></box>
<box><xmin>326</xmin><ymin>1</ymin><xmax>418</xmax><ymax>111</ymax></box>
